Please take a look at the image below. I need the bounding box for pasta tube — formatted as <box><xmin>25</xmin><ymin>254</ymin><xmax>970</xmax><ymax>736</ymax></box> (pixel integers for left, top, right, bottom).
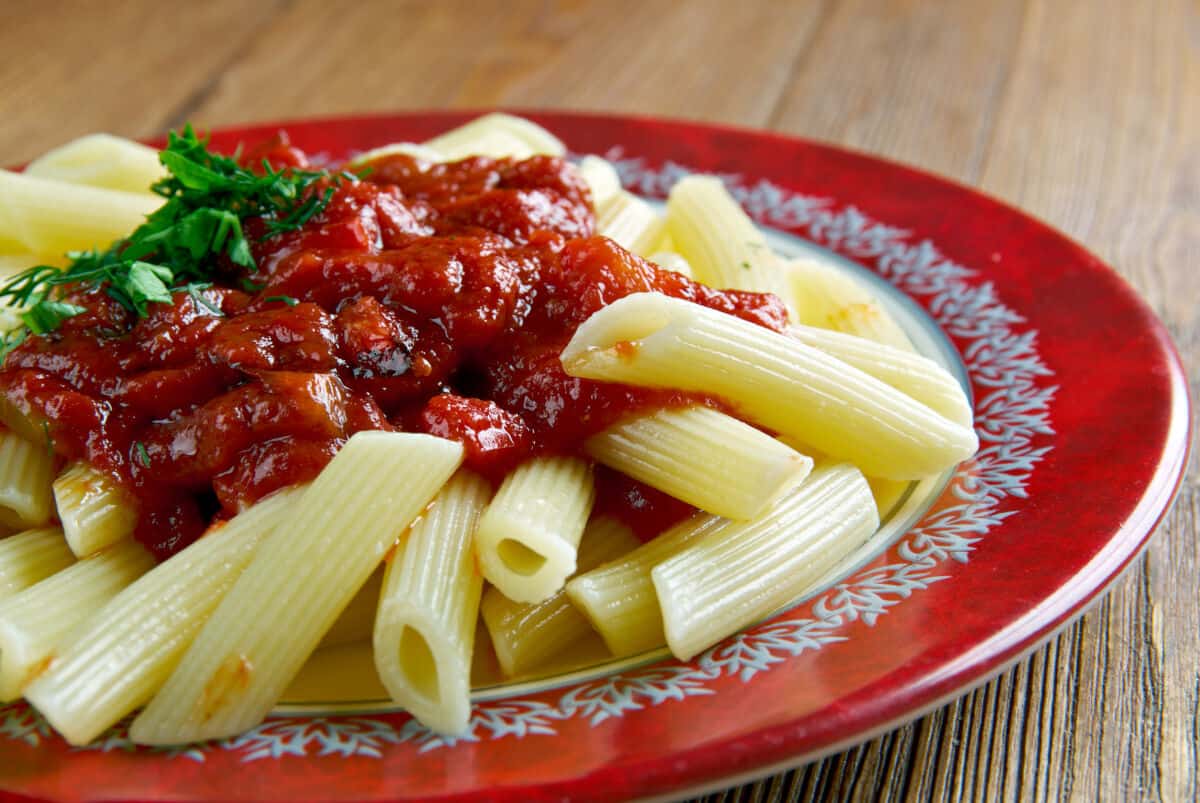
<box><xmin>130</xmin><ymin>432</ymin><xmax>463</xmax><ymax>745</ymax></box>
<box><xmin>788</xmin><ymin>324</ymin><xmax>973</xmax><ymax>428</ymax></box>
<box><xmin>24</xmin><ymin>487</ymin><xmax>304</xmax><ymax>745</ymax></box>
<box><xmin>566</xmin><ymin>514</ymin><xmax>726</xmax><ymax>656</ymax></box>
<box><xmin>577</xmin><ymin>156</ymin><xmax>622</xmax><ymax>210</ymax></box>
<box><xmin>585</xmin><ymin>406</ymin><xmax>812</xmax><ymax>519</ymax></box>
<box><xmin>374</xmin><ymin>471</ymin><xmax>491</xmax><ymax>734</ymax></box>
<box><xmin>560</xmin><ymin>293</ymin><xmax>978</xmax><ymax>479</ymax></box>
<box><xmin>482</xmin><ymin>516</ymin><xmax>639</xmax><ymax>677</ymax></box>
<box><xmin>597</xmin><ymin>191</ymin><xmax>664</xmax><ymax>256</ymax></box>
<box><xmin>784</xmin><ymin>257</ymin><xmax>914</xmax><ymax>350</ymax></box>
<box><xmin>648</xmin><ymin>250</ymin><xmax>694</xmax><ymax>279</ymax></box>
<box><xmin>0</xmin><ymin>527</ymin><xmax>74</xmax><ymax>601</ymax></box>
<box><xmin>0</xmin><ymin>430</ymin><xmax>56</xmax><ymax>529</ymax></box>
<box><xmin>475</xmin><ymin>456</ymin><xmax>595</xmax><ymax>604</ymax></box>
<box><xmin>0</xmin><ymin>539</ymin><xmax>153</xmax><ymax>701</ymax></box>
<box><xmin>665</xmin><ymin>174</ymin><xmax>788</xmax><ymax>302</ymax></box>
<box><xmin>318</xmin><ymin>568</ymin><xmax>383</xmax><ymax>649</ymax></box>
<box><xmin>52</xmin><ymin>462</ymin><xmax>138</xmax><ymax>557</ymax></box>
<box><xmin>23</xmin><ymin>134</ymin><xmax>166</xmax><ymax>194</ymax></box>
<box><xmin>424</xmin><ymin>113</ymin><xmax>566</xmax><ymax>160</ymax></box>
<box><xmin>347</xmin><ymin>142</ymin><xmax>444</xmax><ymax>168</ymax></box>
<box><xmin>867</xmin><ymin>475</ymin><xmax>912</xmax><ymax>520</ymax></box>
<box><xmin>653</xmin><ymin>463</ymin><xmax>879</xmax><ymax>661</ymax></box>
<box><xmin>0</xmin><ymin>170</ymin><xmax>161</xmax><ymax>257</ymax></box>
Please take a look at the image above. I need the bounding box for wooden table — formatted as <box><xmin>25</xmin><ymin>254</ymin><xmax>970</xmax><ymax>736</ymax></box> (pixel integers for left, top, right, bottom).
<box><xmin>2</xmin><ymin>1</ymin><xmax>1195</xmax><ymax>800</ymax></box>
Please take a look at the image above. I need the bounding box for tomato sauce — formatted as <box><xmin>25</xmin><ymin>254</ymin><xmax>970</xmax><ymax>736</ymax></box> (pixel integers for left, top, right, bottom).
<box><xmin>0</xmin><ymin>143</ymin><xmax>788</xmax><ymax>560</ymax></box>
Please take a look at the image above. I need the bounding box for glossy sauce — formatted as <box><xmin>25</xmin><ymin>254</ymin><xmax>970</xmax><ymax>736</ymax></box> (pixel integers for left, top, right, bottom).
<box><xmin>0</xmin><ymin>141</ymin><xmax>788</xmax><ymax>560</ymax></box>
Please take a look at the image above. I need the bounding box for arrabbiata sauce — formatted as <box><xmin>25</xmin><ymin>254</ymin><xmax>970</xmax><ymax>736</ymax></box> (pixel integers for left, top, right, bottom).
<box><xmin>0</xmin><ymin>139</ymin><xmax>787</xmax><ymax>560</ymax></box>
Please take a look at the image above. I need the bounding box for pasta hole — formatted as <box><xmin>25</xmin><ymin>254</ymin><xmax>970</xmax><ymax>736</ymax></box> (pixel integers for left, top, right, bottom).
<box><xmin>398</xmin><ymin>626</ymin><xmax>439</xmax><ymax>702</ymax></box>
<box><xmin>497</xmin><ymin>539</ymin><xmax>547</xmax><ymax>576</ymax></box>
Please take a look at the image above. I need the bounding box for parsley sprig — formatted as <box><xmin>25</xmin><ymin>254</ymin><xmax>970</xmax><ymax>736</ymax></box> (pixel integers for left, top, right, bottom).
<box><xmin>0</xmin><ymin>125</ymin><xmax>338</xmax><ymax>356</ymax></box>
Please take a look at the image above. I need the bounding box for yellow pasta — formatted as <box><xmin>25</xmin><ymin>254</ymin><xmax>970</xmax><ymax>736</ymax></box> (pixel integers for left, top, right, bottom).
<box><xmin>0</xmin><ymin>430</ymin><xmax>56</xmax><ymax>529</ymax></box>
<box><xmin>374</xmin><ymin>470</ymin><xmax>491</xmax><ymax>734</ymax></box>
<box><xmin>788</xmin><ymin>324</ymin><xmax>973</xmax><ymax>428</ymax></box>
<box><xmin>424</xmin><ymin>113</ymin><xmax>566</xmax><ymax>160</ymax></box>
<box><xmin>0</xmin><ymin>539</ymin><xmax>153</xmax><ymax>701</ymax></box>
<box><xmin>565</xmin><ymin>514</ymin><xmax>725</xmax><ymax>656</ymax></box>
<box><xmin>561</xmin><ymin>293</ymin><xmax>978</xmax><ymax>479</ymax></box>
<box><xmin>0</xmin><ymin>527</ymin><xmax>74</xmax><ymax>601</ymax></box>
<box><xmin>648</xmin><ymin>250</ymin><xmax>694</xmax><ymax>279</ymax></box>
<box><xmin>665</xmin><ymin>174</ymin><xmax>788</xmax><ymax>303</ymax></box>
<box><xmin>784</xmin><ymin>257</ymin><xmax>914</xmax><ymax>350</ymax></box>
<box><xmin>0</xmin><ymin>170</ymin><xmax>161</xmax><ymax>257</ymax></box>
<box><xmin>23</xmin><ymin>487</ymin><xmax>304</xmax><ymax>745</ymax></box>
<box><xmin>475</xmin><ymin>456</ymin><xmax>595</xmax><ymax>604</ymax></box>
<box><xmin>130</xmin><ymin>431</ymin><xmax>462</xmax><ymax>745</ymax></box>
<box><xmin>585</xmin><ymin>406</ymin><xmax>811</xmax><ymax>519</ymax></box>
<box><xmin>52</xmin><ymin>462</ymin><xmax>138</xmax><ymax>557</ymax></box>
<box><xmin>597</xmin><ymin>191</ymin><xmax>664</xmax><ymax>256</ymax></box>
<box><xmin>482</xmin><ymin>516</ymin><xmax>639</xmax><ymax>677</ymax></box>
<box><xmin>577</xmin><ymin>155</ymin><xmax>623</xmax><ymax>211</ymax></box>
<box><xmin>347</xmin><ymin>141</ymin><xmax>444</xmax><ymax>168</ymax></box>
<box><xmin>318</xmin><ymin>568</ymin><xmax>384</xmax><ymax>649</ymax></box>
<box><xmin>24</xmin><ymin>134</ymin><xmax>166</xmax><ymax>194</ymax></box>
<box><xmin>653</xmin><ymin>463</ymin><xmax>879</xmax><ymax>660</ymax></box>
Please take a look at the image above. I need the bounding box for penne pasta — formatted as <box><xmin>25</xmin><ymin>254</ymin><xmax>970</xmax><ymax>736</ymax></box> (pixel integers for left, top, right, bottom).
<box><xmin>0</xmin><ymin>539</ymin><xmax>153</xmax><ymax>701</ymax></box>
<box><xmin>482</xmin><ymin>516</ymin><xmax>639</xmax><ymax>677</ymax></box>
<box><xmin>560</xmin><ymin>293</ymin><xmax>978</xmax><ymax>479</ymax></box>
<box><xmin>129</xmin><ymin>431</ymin><xmax>463</xmax><ymax>745</ymax></box>
<box><xmin>867</xmin><ymin>475</ymin><xmax>911</xmax><ymax>520</ymax></box>
<box><xmin>648</xmin><ymin>250</ymin><xmax>694</xmax><ymax>279</ymax></box>
<box><xmin>52</xmin><ymin>462</ymin><xmax>138</xmax><ymax>557</ymax></box>
<box><xmin>0</xmin><ymin>527</ymin><xmax>74</xmax><ymax>601</ymax></box>
<box><xmin>374</xmin><ymin>471</ymin><xmax>491</xmax><ymax>734</ymax></box>
<box><xmin>0</xmin><ymin>253</ymin><xmax>67</xmax><ymax>278</ymax></box>
<box><xmin>784</xmin><ymin>257</ymin><xmax>915</xmax><ymax>350</ymax></box>
<box><xmin>652</xmin><ymin>463</ymin><xmax>879</xmax><ymax>661</ymax></box>
<box><xmin>664</xmin><ymin>174</ymin><xmax>788</xmax><ymax>303</ymax></box>
<box><xmin>0</xmin><ymin>430</ymin><xmax>56</xmax><ymax>529</ymax></box>
<box><xmin>585</xmin><ymin>406</ymin><xmax>812</xmax><ymax>520</ymax></box>
<box><xmin>475</xmin><ymin>456</ymin><xmax>595</xmax><ymax>604</ymax></box>
<box><xmin>23</xmin><ymin>487</ymin><xmax>304</xmax><ymax>745</ymax></box>
<box><xmin>788</xmin><ymin>324</ymin><xmax>974</xmax><ymax>428</ymax></box>
<box><xmin>347</xmin><ymin>142</ymin><xmax>444</xmax><ymax>169</ymax></box>
<box><xmin>566</xmin><ymin>514</ymin><xmax>726</xmax><ymax>656</ymax></box>
<box><xmin>23</xmin><ymin>134</ymin><xmax>166</xmax><ymax>194</ymax></box>
<box><xmin>577</xmin><ymin>155</ymin><xmax>623</xmax><ymax>211</ymax></box>
<box><xmin>424</xmin><ymin>113</ymin><xmax>566</xmax><ymax>160</ymax></box>
<box><xmin>318</xmin><ymin>568</ymin><xmax>384</xmax><ymax>649</ymax></box>
<box><xmin>0</xmin><ymin>170</ymin><xmax>161</xmax><ymax>257</ymax></box>
<box><xmin>597</xmin><ymin>191</ymin><xmax>664</xmax><ymax>255</ymax></box>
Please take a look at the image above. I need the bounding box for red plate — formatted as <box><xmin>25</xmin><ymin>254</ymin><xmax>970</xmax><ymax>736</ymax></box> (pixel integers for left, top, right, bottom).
<box><xmin>0</xmin><ymin>112</ymin><xmax>1189</xmax><ymax>803</ymax></box>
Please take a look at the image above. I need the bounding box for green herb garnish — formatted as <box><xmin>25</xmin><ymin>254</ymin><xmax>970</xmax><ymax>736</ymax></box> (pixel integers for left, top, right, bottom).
<box><xmin>264</xmin><ymin>295</ymin><xmax>300</xmax><ymax>307</ymax></box>
<box><xmin>134</xmin><ymin>441</ymin><xmax>151</xmax><ymax>468</ymax></box>
<box><xmin>0</xmin><ymin>125</ymin><xmax>339</xmax><ymax>357</ymax></box>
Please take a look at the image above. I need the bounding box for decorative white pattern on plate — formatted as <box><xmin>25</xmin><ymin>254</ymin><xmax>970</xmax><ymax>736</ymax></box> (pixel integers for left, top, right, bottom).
<box><xmin>0</xmin><ymin>156</ymin><xmax>1057</xmax><ymax>761</ymax></box>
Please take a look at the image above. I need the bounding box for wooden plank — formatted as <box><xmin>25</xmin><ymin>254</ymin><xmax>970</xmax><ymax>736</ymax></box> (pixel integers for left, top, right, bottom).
<box><xmin>768</xmin><ymin>0</ymin><xmax>1028</xmax><ymax>182</ymax></box>
<box><xmin>183</xmin><ymin>0</ymin><xmax>829</xmax><ymax>128</ymax></box>
<box><xmin>0</xmin><ymin>0</ymin><xmax>287</xmax><ymax>164</ymax></box>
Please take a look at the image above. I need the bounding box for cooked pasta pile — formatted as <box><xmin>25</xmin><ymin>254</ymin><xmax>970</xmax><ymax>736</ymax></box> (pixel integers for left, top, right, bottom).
<box><xmin>0</xmin><ymin>114</ymin><xmax>977</xmax><ymax>744</ymax></box>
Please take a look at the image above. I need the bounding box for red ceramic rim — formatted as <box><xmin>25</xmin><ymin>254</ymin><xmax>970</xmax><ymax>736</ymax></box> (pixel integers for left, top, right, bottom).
<box><xmin>0</xmin><ymin>111</ymin><xmax>1190</xmax><ymax>803</ymax></box>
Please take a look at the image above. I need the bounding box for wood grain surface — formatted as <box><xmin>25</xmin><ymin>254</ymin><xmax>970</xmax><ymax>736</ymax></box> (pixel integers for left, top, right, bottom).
<box><xmin>1</xmin><ymin>1</ymin><xmax>1195</xmax><ymax>800</ymax></box>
